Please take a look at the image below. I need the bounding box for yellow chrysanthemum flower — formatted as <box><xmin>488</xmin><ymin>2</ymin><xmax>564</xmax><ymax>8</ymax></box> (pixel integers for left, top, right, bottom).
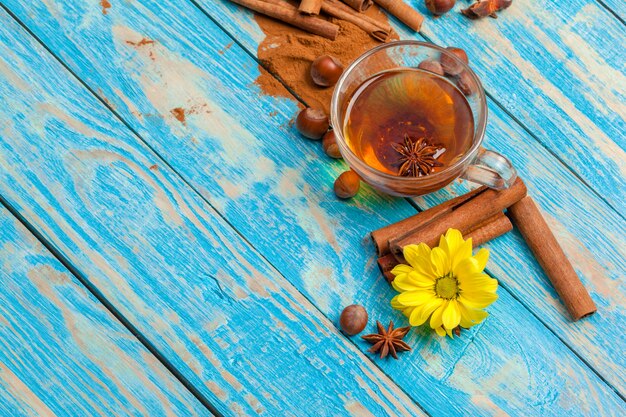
<box><xmin>390</xmin><ymin>228</ymin><xmax>498</xmax><ymax>338</ymax></box>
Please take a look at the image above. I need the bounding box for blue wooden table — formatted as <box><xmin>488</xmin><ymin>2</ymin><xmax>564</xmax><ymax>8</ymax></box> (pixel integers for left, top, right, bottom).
<box><xmin>0</xmin><ymin>0</ymin><xmax>624</xmax><ymax>415</ymax></box>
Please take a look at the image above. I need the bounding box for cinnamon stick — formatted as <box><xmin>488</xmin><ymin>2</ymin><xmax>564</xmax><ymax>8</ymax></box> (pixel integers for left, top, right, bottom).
<box><xmin>390</xmin><ymin>178</ymin><xmax>527</xmax><ymax>262</ymax></box>
<box><xmin>341</xmin><ymin>0</ymin><xmax>373</xmax><ymax>12</ymax></box>
<box><xmin>508</xmin><ymin>196</ymin><xmax>596</xmax><ymax>321</ymax></box>
<box><xmin>373</xmin><ymin>0</ymin><xmax>424</xmax><ymax>32</ymax></box>
<box><xmin>378</xmin><ymin>212</ymin><xmax>512</xmax><ymax>282</ymax></box>
<box><xmin>229</xmin><ymin>0</ymin><xmax>339</xmax><ymax>40</ymax></box>
<box><xmin>371</xmin><ymin>186</ymin><xmax>487</xmax><ymax>255</ymax></box>
<box><xmin>322</xmin><ymin>0</ymin><xmax>391</xmax><ymax>41</ymax></box>
<box><xmin>299</xmin><ymin>0</ymin><xmax>323</xmax><ymax>15</ymax></box>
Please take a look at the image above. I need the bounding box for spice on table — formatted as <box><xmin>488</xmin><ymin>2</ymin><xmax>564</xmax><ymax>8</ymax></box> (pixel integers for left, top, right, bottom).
<box><xmin>390</xmin><ymin>229</ymin><xmax>498</xmax><ymax>337</ymax></box>
<box><xmin>361</xmin><ymin>321</ymin><xmax>411</xmax><ymax>359</ymax></box>
<box><xmin>389</xmin><ymin>178</ymin><xmax>526</xmax><ymax>262</ymax></box>
<box><xmin>339</xmin><ymin>305</ymin><xmax>369</xmax><ymax>335</ymax></box>
<box><xmin>229</xmin><ymin>0</ymin><xmax>339</xmax><ymax>40</ymax></box>
<box><xmin>417</xmin><ymin>59</ymin><xmax>444</xmax><ymax>76</ymax></box>
<box><xmin>461</xmin><ymin>0</ymin><xmax>512</xmax><ymax>19</ymax></box>
<box><xmin>425</xmin><ymin>0</ymin><xmax>456</xmax><ymax>16</ymax></box>
<box><xmin>299</xmin><ymin>0</ymin><xmax>323</xmax><ymax>15</ymax></box>
<box><xmin>341</xmin><ymin>0</ymin><xmax>373</xmax><ymax>12</ymax></box>
<box><xmin>296</xmin><ymin>107</ymin><xmax>330</xmax><ymax>139</ymax></box>
<box><xmin>440</xmin><ymin>46</ymin><xmax>469</xmax><ymax>76</ymax></box>
<box><xmin>507</xmin><ymin>196</ymin><xmax>596</xmax><ymax>321</ymax></box>
<box><xmin>321</xmin><ymin>0</ymin><xmax>392</xmax><ymax>42</ymax></box>
<box><xmin>254</xmin><ymin>3</ymin><xmax>394</xmax><ymax>115</ymax></box>
<box><xmin>322</xmin><ymin>130</ymin><xmax>342</xmax><ymax>158</ymax></box>
<box><xmin>371</xmin><ymin>186</ymin><xmax>487</xmax><ymax>255</ymax></box>
<box><xmin>310</xmin><ymin>55</ymin><xmax>344</xmax><ymax>87</ymax></box>
<box><xmin>377</xmin><ymin>211</ymin><xmax>512</xmax><ymax>282</ymax></box>
<box><xmin>373</xmin><ymin>0</ymin><xmax>424</xmax><ymax>32</ymax></box>
<box><xmin>392</xmin><ymin>134</ymin><xmax>444</xmax><ymax>177</ymax></box>
<box><xmin>334</xmin><ymin>170</ymin><xmax>361</xmax><ymax>198</ymax></box>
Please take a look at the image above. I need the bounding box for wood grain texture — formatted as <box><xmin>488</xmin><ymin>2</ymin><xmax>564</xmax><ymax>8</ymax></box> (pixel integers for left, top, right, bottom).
<box><xmin>1</xmin><ymin>0</ymin><xmax>624</xmax><ymax>415</ymax></box>
<box><xmin>213</xmin><ymin>0</ymin><xmax>626</xmax><ymax>212</ymax></box>
<box><xmin>0</xmin><ymin>207</ymin><xmax>209</xmax><ymax>416</ymax></box>
<box><xmin>598</xmin><ymin>0</ymin><xmax>626</xmax><ymax>20</ymax></box>
<box><xmin>0</xmin><ymin>7</ymin><xmax>425</xmax><ymax>416</ymax></box>
<box><xmin>196</xmin><ymin>0</ymin><xmax>626</xmax><ymax>394</ymax></box>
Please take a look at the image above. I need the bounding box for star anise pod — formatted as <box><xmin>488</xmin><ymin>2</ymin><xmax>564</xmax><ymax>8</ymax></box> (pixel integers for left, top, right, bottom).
<box><xmin>361</xmin><ymin>321</ymin><xmax>411</xmax><ymax>359</ymax></box>
<box><xmin>391</xmin><ymin>134</ymin><xmax>444</xmax><ymax>177</ymax></box>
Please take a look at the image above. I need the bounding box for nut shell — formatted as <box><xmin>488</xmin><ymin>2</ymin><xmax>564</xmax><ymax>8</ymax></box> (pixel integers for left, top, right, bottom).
<box><xmin>425</xmin><ymin>0</ymin><xmax>456</xmax><ymax>15</ymax></box>
<box><xmin>339</xmin><ymin>305</ymin><xmax>368</xmax><ymax>335</ymax></box>
<box><xmin>334</xmin><ymin>170</ymin><xmax>360</xmax><ymax>199</ymax></box>
<box><xmin>295</xmin><ymin>108</ymin><xmax>329</xmax><ymax>140</ymax></box>
<box><xmin>440</xmin><ymin>47</ymin><xmax>469</xmax><ymax>76</ymax></box>
<box><xmin>310</xmin><ymin>55</ymin><xmax>344</xmax><ymax>87</ymax></box>
<box><xmin>456</xmin><ymin>70</ymin><xmax>476</xmax><ymax>96</ymax></box>
<box><xmin>417</xmin><ymin>59</ymin><xmax>444</xmax><ymax>76</ymax></box>
<box><xmin>322</xmin><ymin>130</ymin><xmax>342</xmax><ymax>159</ymax></box>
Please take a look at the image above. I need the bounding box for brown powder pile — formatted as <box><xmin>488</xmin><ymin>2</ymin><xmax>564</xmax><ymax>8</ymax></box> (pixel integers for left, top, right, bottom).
<box><xmin>255</xmin><ymin>4</ymin><xmax>397</xmax><ymax>114</ymax></box>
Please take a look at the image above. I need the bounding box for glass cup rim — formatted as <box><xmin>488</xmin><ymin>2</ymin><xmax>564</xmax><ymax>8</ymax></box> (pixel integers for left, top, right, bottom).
<box><xmin>330</xmin><ymin>40</ymin><xmax>488</xmax><ymax>183</ymax></box>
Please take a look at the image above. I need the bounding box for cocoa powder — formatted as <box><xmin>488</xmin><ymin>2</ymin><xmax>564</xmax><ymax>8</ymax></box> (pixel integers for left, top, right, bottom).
<box><xmin>255</xmin><ymin>4</ymin><xmax>396</xmax><ymax>114</ymax></box>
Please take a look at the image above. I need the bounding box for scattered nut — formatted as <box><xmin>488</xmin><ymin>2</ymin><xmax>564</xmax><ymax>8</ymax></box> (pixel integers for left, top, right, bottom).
<box><xmin>310</xmin><ymin>55</ymin><xmax>344</xmax><ymax>87</ymax></box>
<box><xmin>334</xmin><ymin>170</ymin><xmax>360</xmax><ymax>199</ymax></box>
<box><xmin>322</xmin><ymin>130</ymin><xmax>342</xmax><ymax>159</ymax></box>
<box><xmin>295</xmin><ymin>108</ymin><xmax>329</xmax><ymax>140</ymax></box>
<box><xmin>456</xmin><ymin>71</ymin><xmax>476</xmax><ymax>96</ymax></box>
<box><xmin>417</xmin><ymin>59</ymin><xmax>444</xmax><ymax>76</ymax></box>
<box><xmin>425</xmin><ymin>0</ymin><xmax>456</xmax><ymax>15</ymax></box>
<box><xmin>440</xmin><ymin>47</ymin><xmax>469</xmax><ymax>76</ymax></box>
<box><xmin>340</xmin><ymin>305</ymin><xmax>368</xmax><ymax>335</ymax></box>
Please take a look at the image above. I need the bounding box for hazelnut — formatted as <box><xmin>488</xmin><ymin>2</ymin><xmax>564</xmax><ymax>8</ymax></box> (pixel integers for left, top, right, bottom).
<box><xmin>334</xmin><ymin>170</ymin><xmax>360</xmax><ymax>199</ymax></box>
<box><xmin>440</xmin><ymin>47</ymin><xmax>469</xmax><ymax>76</ymax></box>
<box><xmin>310</xmin><ymin>55</ymin><xmax>344</xmax><ymax>87</ymax></box>
<box><xmin>322</xmin><ymin>130</ymin><xmax>342</xmax><ymax>159</ymax></box>
<box><xmin>339</xmin><ymin>305</ymin><xmax>368</xmax><ymax>335</ymax></box>
<box><xmin>456</xmin><ymin>71</ymin><xmax>476</xmax><ymax>96</ymax></box>
<box><xmin>295</xmin><ymin>108</ymin><xmax>329</xmax><ymax>140</ymax></box>
<box><xmin>425</xmin><ymin>0</ymin><xmax>456</xmax><ymax>15</ymax></box>
<box><xmin>417</xmin><ymin>59</ymin><xmax>444</xmax><ymax>76</ymax></box>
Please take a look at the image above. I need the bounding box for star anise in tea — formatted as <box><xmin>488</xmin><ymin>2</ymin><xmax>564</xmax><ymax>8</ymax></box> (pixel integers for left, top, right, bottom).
<box><xmin>361</xmin><ymin>321</ymin><xmax>411</xmax><ymax>359</ymax></box>
<box><xmin>392</xmin><ymin>134</ymin><xmax>444</xmax><ymax>177</ymax></box>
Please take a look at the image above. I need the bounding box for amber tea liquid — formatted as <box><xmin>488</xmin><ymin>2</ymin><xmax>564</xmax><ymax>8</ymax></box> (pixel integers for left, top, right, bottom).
<box><xmin>343</xmin><ymin>69</ymin><xmax>474</xmax><ymax>177</ymax></box>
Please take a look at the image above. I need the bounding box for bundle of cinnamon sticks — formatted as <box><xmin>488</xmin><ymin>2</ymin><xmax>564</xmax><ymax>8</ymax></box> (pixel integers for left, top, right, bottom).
<box><xmin>371</xmin><ymin>178</ymin><xmax>596</xmax><ymax>321</ymax></box>
<box><xmin>228</xmin><ymin>0</ymin><xmax>423</xmax><ymax>42</ymax></box>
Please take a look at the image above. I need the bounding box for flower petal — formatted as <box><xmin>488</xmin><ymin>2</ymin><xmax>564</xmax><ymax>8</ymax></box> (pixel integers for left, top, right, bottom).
<box><xmin>459</xmin><ymin>291</ymin><xmax>499</xmax><ymax>309</ymax></box>
<box><xmin>408</xmin><ymin>297</ymin><xmax>443</xmax><ymax>326</ymax></box>
<box><xmin>458</xmin><ymin>302</ymin><xmax>489</xmax><ymax>328</ymax></box>
<box><xmin>451</xmin><ymin>239</ymin><xmax>473</xmax><ymax>270</ymax></box>
<box><xmin>434</xmin><ymin>326</ymin><xmax>446</xmax><ymax>337</ymax></box>
<box><xmin>459</xmin><ymin>274</ymin><xmax>498</xmax><ymax>293</ymax></box>
<box><xmin>430</xmin><ymin>247</ymin><xmax>450</xmax><ymax>276</ymax></box>
<box><xmin>404</xmin><ymin>244</ymin><xmax>437</xmax><ymax>279</ymax></box>
<box><xmin>442</xmin><ymin>299</ymin><xmax>461</xmax><ymax>330</ymax></box>
<box><xmin>391</xmin><ymin>264</ymin><xmax>413</xmax><ymax>277</ymax></box>
<box><xmin>473</xmin><ymin>248</ymin><xmax>490</xmax><ymax>271</ymax></box>
<box><xmin>453</xmin><ymin>257</ymin><xmax>481</xmax><ymax>280</ymax></box>
<box><xmin>429</xmin><ymin>300</ymin><xmax>448</xmax><ymax>329</ymax></box>
<box><xmin>396</xmin><ymin>290</ymin><xmax>435</xmax><ymax>306</ymax></box>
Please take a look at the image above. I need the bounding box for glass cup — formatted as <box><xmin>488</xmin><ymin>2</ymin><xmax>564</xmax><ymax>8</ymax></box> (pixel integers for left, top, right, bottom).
<box><xmin>330</xmin><ymin>41</ymin><xmax>517</xmax><ymax>197</ymax></box>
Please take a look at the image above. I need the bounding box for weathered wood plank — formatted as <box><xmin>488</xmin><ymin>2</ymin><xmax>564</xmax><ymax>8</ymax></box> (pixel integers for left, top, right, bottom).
<box><xmin>0</xmin><ymin>206</ymin><xmax>209</xmax><ymax>416</ymax></box>
<box><xmin>0</xmin><ymin>7</ymin><xmax>425</xmax><ymax>416</ymax></box>
<box><xmin>191</xmin><ymin>0</ymin><xmax>626</xmax><ymax>394</ymax></box>
<box><xmin>209</xmin><ymin>0</ymin><xmax>626</xmax><ymax>212</ymax></box>
<box><xmin>1</xmin><ymin>0</ymin><xmax>624</xmax><ymax>415</ymax></box>
<box><xmin>598</xmin><ymin>0</ymin><xmax>626</xmax><ymax>20</ymax></box>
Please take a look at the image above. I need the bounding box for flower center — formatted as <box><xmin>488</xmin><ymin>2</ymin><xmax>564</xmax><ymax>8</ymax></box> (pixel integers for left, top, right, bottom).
<box><xmin>435</xmin><ymin>274</ymin><xmax>459</xmax><ymax>299</ymax></box>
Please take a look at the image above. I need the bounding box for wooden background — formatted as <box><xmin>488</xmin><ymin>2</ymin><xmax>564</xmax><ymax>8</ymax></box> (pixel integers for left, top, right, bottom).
<box><xmin>0</xmin><ymin>0</ymin><xmax>624</xmax><ymax>415</ymax></box>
